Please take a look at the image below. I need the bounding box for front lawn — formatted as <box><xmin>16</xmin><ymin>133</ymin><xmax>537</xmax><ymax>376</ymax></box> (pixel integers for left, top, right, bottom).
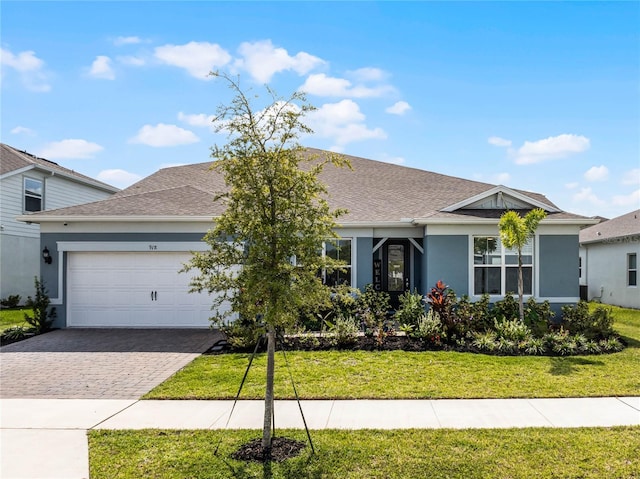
<box><xmin>89</xmin><ymin>427</ymin><xmax>640</xmax><ymax>479</ymax></box>
<box><xmin>145</xmin><ymin>305</ymin><xmax>640</xmax><ymax>399</ymax></box>
<box><xmin>0</xmin><ymin>308</ymin><xmax>31</xmax><ymax>332</ymax></box>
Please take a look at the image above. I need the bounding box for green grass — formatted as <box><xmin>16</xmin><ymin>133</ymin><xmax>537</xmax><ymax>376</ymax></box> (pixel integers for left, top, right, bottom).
<box><xmin>145</xmin><ymin>306</ymin><xmax>640</xmax><ymax>399</ymax></box>
<box><xmin>0</xmin><ymin>308</ymin><xmax>31</xmax><ymax>332</ymax></box>
<box><xmin>89</xmin><ymin>427</ymin><xmax>640</xmax><ymax>478</ymax></box>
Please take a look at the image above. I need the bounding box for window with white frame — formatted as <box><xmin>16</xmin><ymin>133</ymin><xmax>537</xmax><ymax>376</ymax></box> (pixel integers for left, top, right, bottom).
<box><xmin>473</xmin><ymin>236</ymin><xmax>533</xmax><ymax>295</ymax></box>
<box><xmin>628</xmin><ymin>253</ymin><xmax>637</xmax><ymax>287</ymax></box>
<box><xmin>24</xmin><ymin>177</ymin><xmax>43</xmax><ymax>212</ymax></box>
<box><xmin>323</xmin><ymin>239</ymin><xmax>352</xmax><ymax>286</ymax></box>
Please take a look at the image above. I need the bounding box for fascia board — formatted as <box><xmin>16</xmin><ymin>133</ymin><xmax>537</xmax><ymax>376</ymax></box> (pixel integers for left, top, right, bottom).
<box><xmin>0</xmin><ymin>165</ymin><xmax>35</xmax><ymax>180</ymax></box>
<box><xmin>414</xmin><ymin>217</ymin><xmax>599</xmax><ymax>226</ymax></box>
<box><xmin>35</xmin><ymin>167</ymin><xmax>120</xmax><ymax>193</ymax></box>
<box><xmin>16</xmin><ymin>215</ymin><xmax>218</xmax><ymax>224</ymax></box>
<box><xmin>441</xmin><ymin>185</ymin><xmax>561</xmax><ymax>213</ymax></box>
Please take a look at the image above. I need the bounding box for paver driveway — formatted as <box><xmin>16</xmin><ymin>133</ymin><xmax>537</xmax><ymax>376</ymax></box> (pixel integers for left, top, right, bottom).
<box><xmin>0</xmin><ymin>329</ymin><xmax>221</xmax><ymax>399</ymax></box>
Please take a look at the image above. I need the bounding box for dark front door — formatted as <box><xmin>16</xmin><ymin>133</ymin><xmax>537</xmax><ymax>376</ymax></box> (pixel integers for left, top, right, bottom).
<box><xmin>382</xmin><ymin>240</ymin><xmax>410</xmax><ymax>309</ymax></box>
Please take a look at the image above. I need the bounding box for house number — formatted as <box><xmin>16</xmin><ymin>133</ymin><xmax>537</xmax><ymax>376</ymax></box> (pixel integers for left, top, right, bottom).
<box><xmin>148</xmin><ymin>245</ymin><xmax>158</xmax><ymax>250</ymax></box>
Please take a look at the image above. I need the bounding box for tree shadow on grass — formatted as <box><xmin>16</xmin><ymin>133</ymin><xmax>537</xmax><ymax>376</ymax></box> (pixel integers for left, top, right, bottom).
<box><xmin>619</xmin><ymin>334</ymin><xmax>640</xmax><ymax>349</ymax></box>
<box><xmin>549</xmin><ymin>357</ymin><xmax>605</xmax><ymax>376</ymax></box>
<box><xmin>221</xmin><ymin>452</ymin><xmax>326</xmax><ymax>479</ymax></box>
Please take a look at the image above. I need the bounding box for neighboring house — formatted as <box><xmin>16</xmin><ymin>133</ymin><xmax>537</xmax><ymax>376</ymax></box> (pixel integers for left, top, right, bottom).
<box><xmin>18</xmin><ymin>148</ymin><xmax>595</xmax><ymax>328</ymax></box>
<box><xmin>579</xmin><ymin>209</ymin><xmax>640</xmax><ymax>309</ymax></box>
<box><xmin>1</xmin><ymin>143</ymin><xmax>119</xmax><ymax>301</ymax></box>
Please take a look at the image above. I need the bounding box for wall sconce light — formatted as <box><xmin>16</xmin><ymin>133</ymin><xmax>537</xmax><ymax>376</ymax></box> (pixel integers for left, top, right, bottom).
<box><xmin>42</xmin><ymin>247</ymin><xmax>52</xmax><ymax>264</ymax></box>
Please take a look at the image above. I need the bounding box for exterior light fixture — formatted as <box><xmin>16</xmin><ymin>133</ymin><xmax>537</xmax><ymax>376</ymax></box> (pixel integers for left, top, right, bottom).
<box><xmin>42</xmin><ymin>247</ymin><xmax>52</xmax><ymax>264</ymax></box>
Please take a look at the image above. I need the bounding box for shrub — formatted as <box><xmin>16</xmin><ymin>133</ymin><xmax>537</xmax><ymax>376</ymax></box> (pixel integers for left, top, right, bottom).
<box><xmin>24</xmin><ymin>277</ymin><xmax>56</xmax><ymax>334</ymax></box>
<box><xmin>0</xmin><ymin>294</ymin><xmax>22</xmax><ymax>309</ymax></box>
<box><xmin>562</xmin><ymin>301</ymin><xmax>615</xmax><ymax>339</ymax></box>
<box><xmin>414</xmin><ymin>310</ymin><xmax>444</xmax><ymax>344</ymax></box>
<box><xmin>221</xmin><ymin>316</ymin><xmax>264</xmax><ymax>350</ymax></box>
<box><xmin>490</xmin><ymin>293</ymin><xmax>519</xmax><ymax>322</ymax></box>
<box><xmin>1</xmin><ymin>325</ymin><xmax>32</xmax><ymax>342</ymax></box>
<box><xmin>357</xmin><ymin>285</ymin><xmax>391</xmax><ymax>340</ymax></box>
<box><xmin>523</xmin><ymin>337</ymin><xmax>546</xmax><ymax>356</ymax></box>
<box><xmin>524</xmin><ymin>298</ymin><xmax>555</xmax><ymax>336</ymax></box>
<box><xmin>471</xmin><ymin>331</ymin><xmax>497</xmax><ymax>353</ymax></box>
<box><xmin>493</xmin><ymin>317</ymin><xmax>532</xmax><ymax>342</ymax></box>
<box><xmin>326</xmin><ymin>314</ymin><xmax>359</xmax><ymax>347</ymax></box>
<box><xmin>394</xmin><ymin>290</ymin><xmax>425</xmax><ymax>328</ymax></box>
<box><xmin>599</xmin><ymin>337</ymin><xmax>624</xmax><ymax>353</ymax></box>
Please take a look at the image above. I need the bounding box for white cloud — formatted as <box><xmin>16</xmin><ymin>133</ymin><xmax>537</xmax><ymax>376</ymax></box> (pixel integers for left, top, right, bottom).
<box><xmin>178</xmin><ymin>111</ymin><xmax>215</xmax><ymax>127</ymax></box>
<box><xmin>348</xmin><ymin>67</ymin><xmax>386</xmax><ymax>82</ymax></box>
<box><xmin>89</xmin><ymin>56</ymin><xmax>115</xmax><ymax>80</ymax></box>
<box><xmin>300</xmin><ymin>73</ymin><xmax>394</xmax><ymax>98</ymax></box>
<box><xmin>10</xmin><ymin>126</ymin><xmax>35</xmax><ymax>135</ymax></box>
<box><xmin>515</xmin><ymin>134</ymin><xmax>590</xmax><ymax>165</ymax></box>
<box><xmin>488</xmin><ymin>136</ymin><xmax>512</xmax><ymax>147</ymax></box>
<box><xmin>565</xmin><ymin>182</ymin><xmax>579</xmax><ymax>189</ymax></box>
<box><xmin>113</xmin><ymin>36</ymin><xmax>142</xmax><ymax>46</ymax></box>
<box><xmin>612</xmin><ymin>189</ymin><xmax>640</xmax><ymax>207</ymax></box>
<box><xmin>621</xmin><ymin>168</ymin><xmax>640</xmax><ymax>186</ymax></box>
<box><xmin>96</xmin><ymin>169</ymin><xmax>142</xmax><ymax>188</ymax></box>
<box><xmin>129</xmin><ymin>123</ymin><xmax>200</xmax><ymax>147</ymax></box>
<box><xmin>38</xmin><ymin>139</ymin><xmax>103</xmax><ymax>159</ymax></box>
<box><xmin>386</xmin><ymin>101</ymin><xmax>411</xmax><ymax>116</ymax></box>
<box><xmin>117</xmin><ymin>55</ymin><xmax>145</xmax><ymax>66</ymax></box>
<box><xmin>233</xmin><ymin>40</ymin><xmax>325</xmax><ymax>83</ymax></box>
<box><xmin>0</xmin><ymin>47</ymin><xmax>51</xmax><ymax>92</ymax></box>
<box><xmin>572</xmin><ymin>187</ymin><xmax>605</xmax><ymax>206</ymax></box>
<box><xmin>307</xmin><ymin>100</ymin><xmax>386</xmax><ymax>146</ymax></box>
<box><xmin>154</xmin><ymin>41</ymin><xmax>231</xmax><ymax>79</ymax></box>
<box><xmin>584</xmin><ymin>165</ymin><xmax>609</xmax><ymax>182</ymax></box>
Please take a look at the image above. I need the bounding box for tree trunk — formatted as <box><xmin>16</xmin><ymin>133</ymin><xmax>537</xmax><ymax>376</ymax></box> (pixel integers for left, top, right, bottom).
<box><xmin>262</xmin><ymin>324</ymin><xmax>276</xmax><ymax>453</ymax></box>
<box><xmin>517</xmin><ymin>248</ymin><xmax>524</xmax><ymax>322</ymax></box>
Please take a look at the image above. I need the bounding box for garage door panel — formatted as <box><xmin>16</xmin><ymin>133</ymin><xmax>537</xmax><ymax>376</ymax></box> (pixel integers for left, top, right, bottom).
<box><xmin>67</xmin><ymin>252</ymin><xmax>225</xmax><ymax>328</ymax></box>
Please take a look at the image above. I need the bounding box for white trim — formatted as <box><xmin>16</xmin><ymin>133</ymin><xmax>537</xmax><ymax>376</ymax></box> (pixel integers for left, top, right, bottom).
<box><xmin>441</xmin><ymin>185</ymin><xmax>561</xmax><ymax>213</ymax></box>
<box><xmin>0</xmin><ymin>165</ymin><xmax>35</xmax><ymax>180</ymax></box>
<box><xmin>408</xmin><ymin>237</ymin><xmax>424</xmax><ymax>254</ymax></box>
<box><xmin>373</xmin><ymin>238</ymin><xmax>388</xmax><ymax>254</ymax></box>
<box><xmin>17</xmin><ymin>215</ymin><xmax>216</xmax><ymax>224</ymax></box>
<box><xmin>56</xmin><ymin>241</ymin><xmax>209</xmax><ymax>252</ymax></box>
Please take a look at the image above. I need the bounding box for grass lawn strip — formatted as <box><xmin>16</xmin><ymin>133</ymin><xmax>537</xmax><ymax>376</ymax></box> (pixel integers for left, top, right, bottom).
<box><xmin>0</xmin><ymin>308</ymin><xmax>31</xmax><ymax>332</ymax></box>
<box><xmin>145</xmin><ymin>306</ymin><xmax>640</xmax><ymax>400</ymax></box>
<box><xmin>89</xmin><ymin>427</ymin><xmax>640</xmax><ymax>479</ymax></box>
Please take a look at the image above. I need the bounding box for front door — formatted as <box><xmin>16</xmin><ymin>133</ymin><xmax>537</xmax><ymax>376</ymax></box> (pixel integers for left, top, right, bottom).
<box><xmin>382</xmin><ymin>240</ymin><xmax>410</xmax><ymax>309</ymax></box>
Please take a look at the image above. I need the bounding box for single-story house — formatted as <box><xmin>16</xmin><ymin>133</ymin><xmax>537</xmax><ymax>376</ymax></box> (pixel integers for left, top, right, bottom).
<box><xmin>19</xmin><ymin>148</ymin><xmax>596</xmax><ymax>328</ymax></box>
<box><xmin>579</xmin><ymin>209</ymin><xmax>639</xmax><ymax>309</ymax></box>
<box><xmin>1</xmin><ymin>143</ymin><xmax>119</xmax><ymax>301</ymax></box>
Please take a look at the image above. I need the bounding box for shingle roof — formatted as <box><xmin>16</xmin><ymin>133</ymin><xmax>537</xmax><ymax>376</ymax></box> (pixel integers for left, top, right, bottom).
<box><xmin>22</xmin><ymin>147</ymin><xmax>589</xmax><ymax>223</ymax></box>
<box><xmin>580</xmin><ymin>209</ymin><xmax>640</xmax><ymax>244</ymax></box>
<box><xmin>0</xmin><ymin>143</ymin><xmax>119</xmax><ymax>192</ymax></box>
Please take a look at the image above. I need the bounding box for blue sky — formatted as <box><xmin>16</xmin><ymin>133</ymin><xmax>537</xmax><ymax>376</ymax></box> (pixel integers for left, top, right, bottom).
<box><xmin>2</xmin><ymin>1</ymin><xmax>639</xmax><ymax>219</ymax></box>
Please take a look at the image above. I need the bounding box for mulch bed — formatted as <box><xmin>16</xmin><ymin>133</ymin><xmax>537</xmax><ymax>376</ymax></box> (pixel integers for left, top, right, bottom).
<box><xmin>231</xmin><ymin>436</ymin><xmax>307</xmax><ymax>462</ymax></box>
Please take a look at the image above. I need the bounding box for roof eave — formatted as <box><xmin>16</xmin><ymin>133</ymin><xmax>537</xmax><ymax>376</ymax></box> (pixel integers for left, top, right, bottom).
<box><xmin>16</xmin><ymin>215</ymin><xmax>218</xmax><ymax>224</ymax></box>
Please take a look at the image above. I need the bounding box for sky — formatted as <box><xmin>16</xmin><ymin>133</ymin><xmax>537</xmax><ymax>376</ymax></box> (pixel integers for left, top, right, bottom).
<box><xmin>2</xmin><ymin>1</ymin><xmax>639</xmax><ymax>220</ymax></box>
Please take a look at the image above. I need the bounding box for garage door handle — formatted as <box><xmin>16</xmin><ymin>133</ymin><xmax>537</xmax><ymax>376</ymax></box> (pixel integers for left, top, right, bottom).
<box><xmin>151</xmin><ymin>291</ymin><xmax>158</xmax><ymax>301</ymax></box>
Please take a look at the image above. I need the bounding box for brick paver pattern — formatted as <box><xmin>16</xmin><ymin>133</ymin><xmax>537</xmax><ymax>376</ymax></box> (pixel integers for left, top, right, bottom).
<box><xmin>0</xmin><ymin>329</ymin><xmax>221</xmax><ymax>399</ymax></box>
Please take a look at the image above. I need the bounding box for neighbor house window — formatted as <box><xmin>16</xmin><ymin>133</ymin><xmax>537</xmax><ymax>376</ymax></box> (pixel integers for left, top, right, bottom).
<box><xmin>24</xmin><ymin>178</ymin><xmax>43</xmax><ymax>212</ymax></box>
<box><xmin>323</xmin><ymin>239</ymin><xmax>352</xmax><ymax>286</ymax></box>
<box><xmin>628</xmin><ymin>253</ymin><xmax>637</xmax><ymax>287</ymax></box>
<box><xmin>473</xmin><ymin>236</ymin><xmax>533</xmax><ymax>296</ymax></box>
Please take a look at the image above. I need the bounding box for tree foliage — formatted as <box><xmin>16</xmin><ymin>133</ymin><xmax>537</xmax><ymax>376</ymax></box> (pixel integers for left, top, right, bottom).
<box><xmin>184</xmin><ymin>72</ymin><xmax>349</xmax><ymax>452</ymax></box>
<box><xmin>498</xmin><ymin>208</ymin><xmax>547</xmax><ymax>320</ymax></box>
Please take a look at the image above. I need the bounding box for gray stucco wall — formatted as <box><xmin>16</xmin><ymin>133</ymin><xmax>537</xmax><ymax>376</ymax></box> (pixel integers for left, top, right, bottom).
<box><xmin>424</xmin><ymin>235</ymin><xmax>469</xmax><ymax>296</ymax></box>
<box><xmin>356</xmin><ymin>237</ymin><xmax>373</xmax><ymax>290</ymax></box>
<box><xmin>539</xmin><ymin>235</ymin><xmax>579</xmax><ymax>298</ymax></box>
<box><xmin>1</xmin><ymin>234</ymin><xmax>40</xmax><ymax>300</ymax></box>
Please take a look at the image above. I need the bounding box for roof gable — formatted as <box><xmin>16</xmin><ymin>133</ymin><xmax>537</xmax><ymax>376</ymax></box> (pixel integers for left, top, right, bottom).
<box><xmin>0</xmin><ymin>143</ymin><xmax>119</xmax><ymax>193</ymax></box>
<box><xmin>441</xmin><ymin>185</ymin><xmax>560</xmax><ymax>213</ymax></box>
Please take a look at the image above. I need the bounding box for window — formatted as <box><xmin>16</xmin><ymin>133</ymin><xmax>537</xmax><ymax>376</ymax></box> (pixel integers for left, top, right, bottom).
<box><xmin>323</xmin><ymin>239</ymin><xmax>352</xmax><ymax>286</ymax></box>
<box><xmin>24</xmin><ymin>178</ymin><xmax>43</xmax><ymax>212</ymax></box>
<box><xmin>628</xmin><ymin>253</ymin><xmax>637</xmax><ymax>287</ymax></box>
<box><xmin>473</xmin><ymin>236</ymin><xmax>533</xmax><ymax>296</ymax></box>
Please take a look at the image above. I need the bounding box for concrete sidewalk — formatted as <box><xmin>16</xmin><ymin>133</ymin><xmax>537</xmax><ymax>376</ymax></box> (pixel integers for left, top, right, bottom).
<box><xmin>1</xmin><ymin>397</ymin><xmax>639</xmax><ymax>478</ymax></box>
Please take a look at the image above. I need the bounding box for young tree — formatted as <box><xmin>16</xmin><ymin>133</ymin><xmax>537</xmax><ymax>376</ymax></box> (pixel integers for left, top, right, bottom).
<box><xmin>185</xmin><ymin>73</ymin><xmax>349</xmax><ymax>454</ymax></box>
<box><xmin>498</xmin><ymin>208</ymin><xmax>547</xmax><ymax>321</ymax></box>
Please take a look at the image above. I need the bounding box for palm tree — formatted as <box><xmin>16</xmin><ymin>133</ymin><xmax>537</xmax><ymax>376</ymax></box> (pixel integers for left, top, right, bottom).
<box><xmin>498</xmin><ymin>208</ymin><xmax>547</xmax><ymax>321</ymax></box>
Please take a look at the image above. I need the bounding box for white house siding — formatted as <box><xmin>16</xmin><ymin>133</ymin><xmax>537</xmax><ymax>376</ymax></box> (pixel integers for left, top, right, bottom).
<box><xmin>0</xmin><ymin>171</ymin><xmax>115</xmax><ymax>300</ymax></box>
<box><xmin>583</xmin><ymin>240</ymin><xmax>640</xmax><ymax>309</ymax></box>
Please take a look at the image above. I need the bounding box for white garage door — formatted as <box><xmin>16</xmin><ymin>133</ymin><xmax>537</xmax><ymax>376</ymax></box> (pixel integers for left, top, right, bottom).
<box><xmin>67</xmin><ymin>252</ymin><xmax>226</xmax><ymax>327</ymax></box>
